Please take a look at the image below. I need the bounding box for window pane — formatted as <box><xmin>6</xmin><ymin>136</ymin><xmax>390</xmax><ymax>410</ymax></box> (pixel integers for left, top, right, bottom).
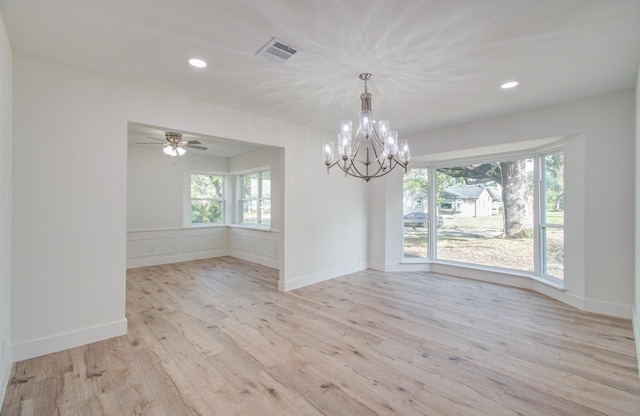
<box><xmin>191</xmin><ymin>174</ymin><xmax>223</xmax><ymax>199</ymax></box>
<box><xmin>436</xmin><ymin>159</ymin><xmax>534</xmax><ymax>272</ymax></box>
<box><xmin>544</xmin><ymin>227</ymin><xmax>564</xmax><ymax>278</ymax></box>
<box><xmin>190</xmin><ymin>174</ymin><xmax>224</xmax><ymax>225</ymax></box>
<box><xmin>261</xmin><ymin>199</ymin><xmax>271</xmax><ymax>226</ymax></box>
<box><xmin>242</xmin><ymin>174</ymin><xmax>259</xmax><ymax>199</ymax></box>
<box><xmin>543</xmin><ymin>152</ymin><xmax>564</xmax><ymax>278</ymax></box>
<box><xmin>191</xmin><ymin>200</ymin><xmax>223</xmax><ymax>223</ymax></box>
<box><xmin>403</xmin><ymin>169</ymin><xmax>429</xmax><ymax>259</ymax></box>
<box><xmin>262</xmin><ymin>171</ymin><xmax>271</xmax><ymax>198</ymax></box>
<box><xmin>544</xmin><ymin>153</ymin><xmax>564</xmax><ymax>224</ymax></box>
<box><xmin>242</xmin><ymin>200</ymin><xmax>258</xmax><ymax>224</ymax></box>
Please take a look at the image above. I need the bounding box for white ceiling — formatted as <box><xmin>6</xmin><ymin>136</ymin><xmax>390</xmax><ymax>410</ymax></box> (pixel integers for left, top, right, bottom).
<box><xmin>2</xmin><ymin>0</ymin><xmax>640</xmax><ymax>141</ymax></box>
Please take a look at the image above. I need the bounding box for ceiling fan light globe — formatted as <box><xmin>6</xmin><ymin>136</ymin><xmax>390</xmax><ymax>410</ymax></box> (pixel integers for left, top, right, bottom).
<box><xmin>163</xmin><ymin>145</ymin><xmax>177</xmax><ymax>156</ymax></box>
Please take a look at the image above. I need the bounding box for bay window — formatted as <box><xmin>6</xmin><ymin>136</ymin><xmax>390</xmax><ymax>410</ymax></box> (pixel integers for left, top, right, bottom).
<box><xmin>403</xmin><ymin>147</ymin><xmax>564</xmax><ymax>283</ymax></box>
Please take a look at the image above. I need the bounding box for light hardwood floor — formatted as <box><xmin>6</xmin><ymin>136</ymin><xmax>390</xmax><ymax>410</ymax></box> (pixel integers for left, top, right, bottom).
<box><xmin>2</xmin><ymin>257</ymin><xmax>640</xmax><ymax>415</ymax></box>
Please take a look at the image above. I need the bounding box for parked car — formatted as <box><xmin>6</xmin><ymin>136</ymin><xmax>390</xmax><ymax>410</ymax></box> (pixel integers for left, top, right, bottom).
<box><xmin>403</xmin><ymin>212</ymin><xmax>443</xmax><ymax>227</ymax></box>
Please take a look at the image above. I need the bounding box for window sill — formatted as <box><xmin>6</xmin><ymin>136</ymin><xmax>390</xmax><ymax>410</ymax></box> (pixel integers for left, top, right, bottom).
<box><xmin>128</xmin><ymin>225</ymin><xmax>280</xmax><ymax>234</ymax></box>
<box><xmin>187</xmin><ymin>223</ymin><xmax>226</xmax><ymax>229</ymax></box>
<box><xmin>227</xmin><ymin>224</ymin><xmax>279</xmax><ymax>233</ymax></box>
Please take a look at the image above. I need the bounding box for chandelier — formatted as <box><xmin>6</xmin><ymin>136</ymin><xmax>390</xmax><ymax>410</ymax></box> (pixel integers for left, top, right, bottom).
<box><xmin>323</xmin><ymin>73</ymin><xmax>410</xmax><ymax>182</ymax></box>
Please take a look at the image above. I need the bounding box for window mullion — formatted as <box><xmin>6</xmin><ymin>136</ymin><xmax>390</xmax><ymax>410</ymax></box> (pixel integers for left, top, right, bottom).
<box><xmin>257</xmin><ymin>172</ymin><xmax>262</xmax><ymax>224</ymax></box>
<box><xmin>429</xmin><ymin>167</ymin><xmax>437</xmax><ymax>260</ymax></box>
<box><xmin>534</xmin><ymin>154</ymin><xmax>544</xmax><ymax>276</ymax></box>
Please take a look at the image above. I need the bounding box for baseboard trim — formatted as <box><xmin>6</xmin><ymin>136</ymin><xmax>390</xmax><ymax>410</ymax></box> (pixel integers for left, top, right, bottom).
<box><xmin>12</xmin><ymin>318</ymin><xmax>127</xmax><ymax>362</ymax></box>
<box><xmin>279</xmin><ymin>262</ymin><xmax>365</xmax><ymax>292</ymax></box>
<box><xmin>582</xmin><ymin>297</ymin><xmax>632</xmax><ymax>319</ymax></box>
<box><xmin>126</xmin><ymin>249</ymin><xmax>226</xmax><ymax>269</ymax></box>
<box><xmin>429</xmin><ymin>262</ymin><xmax>632</xmax><ymax>319</ymax></box>
<box><xmin>0</xmin><ymin>346</ymin><xmax>12</xmax><ymax>410</ymax></box>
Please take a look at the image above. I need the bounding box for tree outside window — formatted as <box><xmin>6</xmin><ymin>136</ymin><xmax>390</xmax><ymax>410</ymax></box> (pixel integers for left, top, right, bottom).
<box><xmin>436</xmin><ymin>159</ymin><xmax>535</xmax><ymax>272</ymax></box>
<box><xmin>191</xmin><ymin>174</ymin><xmax>224</xmax><ymax>224</ymax></box>
<box><xmin>241</xmin><ymin>170</ymin><xmax>270</xmax><ymax>226</ymax></box>
<box><xmin>541</xmin><ymin>151</ymin><xmax>564</xmax><ymax>278</ymax></box>
<box><xmin>403</xmin><ymin>150</ymin><xmax>564</xmax><ymax>282</ymax></box>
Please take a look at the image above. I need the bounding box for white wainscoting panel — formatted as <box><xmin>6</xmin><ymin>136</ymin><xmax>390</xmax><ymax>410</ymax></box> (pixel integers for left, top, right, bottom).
<box><xmin>228</xmin><ymin>227</ymin><xmax>279</xmax><ymax>269</ymax></box>
<box><xmin>183</xmin><ymin>233</ymin><xmax>225</xmax><ymax>253</ymax></box>
<box><xmin>253</xmin><ymin>236</ymin><xmax>278</xmax><ymax>258</ymax></box>
<box><xmin>127</xmin><ymin>237</ymin><xmax>175</xmax><ymax>258</ymax></box>
<box><xmin>229</xmin><ymin>233</ymin><xmax>252</xmax><ymax>252</ymax></box>
<box><xmin>127</xmin><ymin>227</ymin><xmax>227</xmax><ymax>268</ymax></box>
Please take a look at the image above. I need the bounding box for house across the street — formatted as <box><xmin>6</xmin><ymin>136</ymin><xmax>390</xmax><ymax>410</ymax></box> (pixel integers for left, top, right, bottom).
<box><xmin>440</xmin><ymin>184</ymin><xmax>502</xmax><ymax>217</ymax></box>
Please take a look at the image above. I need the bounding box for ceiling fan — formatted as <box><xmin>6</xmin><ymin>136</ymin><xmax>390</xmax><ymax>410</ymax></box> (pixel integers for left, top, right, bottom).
<box><xmin>136</xmin><ymin>131</ymin><xmax>207</xmax><ymax>156</ymax></box>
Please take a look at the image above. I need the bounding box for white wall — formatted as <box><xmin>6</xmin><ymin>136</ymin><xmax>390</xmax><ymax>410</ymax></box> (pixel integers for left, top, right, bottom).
<box><xmin>280</xmin><ymin>131</ymin><xmax>367</xmax><ymax>291</ymax></box>
<box><xmin>0</xmin><ymin>12</ymin><xmax>12</xmax><ymax>407</ymax></box>
<box><xmin>10</xmin><ymin>53</ymin><xmax>368</xmax><ymax>359</ymax></box>
<box><xmin>11</xmin><ymin>58</ymin><xmax>129</xmax><ymax>360</ymax></box>
<box><xmin>380</xmin><ymin>90</ymin><xmax>635</xmax><ymax>318</ymax></box>
<box><xmin>368</xmin><ymin>169</ymin><xmax>405</xmax><ymax>271</ymax></box>
<box><xmin>127</xmin><ymin>145</ymin><xmax>229</xmax><ymax>231</ymax></box>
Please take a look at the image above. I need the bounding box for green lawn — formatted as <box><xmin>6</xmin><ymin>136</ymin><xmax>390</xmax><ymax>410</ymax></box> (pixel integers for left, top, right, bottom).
<box><xmin>404</xmin><ymin>212</ymin><xmax>564</xmax><ymax>278</ymax></box>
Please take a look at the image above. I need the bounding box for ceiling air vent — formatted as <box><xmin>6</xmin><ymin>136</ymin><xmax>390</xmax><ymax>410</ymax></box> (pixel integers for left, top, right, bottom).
<box><xmin>256</xmin><ymin>38</ymin><xmax>300</xmax><ymax>64</ymax></box>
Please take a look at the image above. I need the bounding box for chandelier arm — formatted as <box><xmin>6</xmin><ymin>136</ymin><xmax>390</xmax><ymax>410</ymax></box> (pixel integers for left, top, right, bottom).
<box><xmin>325</xmin><ymin>159</ymin><xmax>342</xmax><ymax>171</ymax></box>
<box><xmin>339</xmin><ymin>155</ymin><xmax>367</xmax><ymax>178</ymax></box>
<box><xmin>327</xmin><ymin>155</ymin><xmax>408</xmax><ymax>181</ymax></box>
<box><xmin>345</xmin><ymin>160</ymin><xmax>398</xmax><ymax>181</ymax></box>
<box><xmin>337</xmin><ymin>159</ymin><xmax>372</xmax><ymax>180</ymax></box>
<box><xmin>350</xmin><ymin>149</ymin><xmax>385</xmax><ymax>180</ymax></box>
<box><xmin>363</xmin><ymin>158</ymin><xmax>390</xmax><ymax>179</ymax></box>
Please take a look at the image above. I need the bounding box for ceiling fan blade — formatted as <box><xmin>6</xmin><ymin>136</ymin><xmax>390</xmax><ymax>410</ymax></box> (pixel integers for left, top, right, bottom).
<box><xmin>135</xmin><ymin>142</ymin><xmax>164</xmax><ymax>145</ymax></box>
<box><xmin>183</xmin><ymin>140</ymin><xmax>201</xmax><ymax>145</ymax></box>
<box><xmin>146</xmin><ymin>136</ymin><xmax>166</xmax><ymax>142</ymax></box>
<box><xmin>184</xmin><ymin>145</ymin><xmax>207</xmax><ymax>150</ymax></box>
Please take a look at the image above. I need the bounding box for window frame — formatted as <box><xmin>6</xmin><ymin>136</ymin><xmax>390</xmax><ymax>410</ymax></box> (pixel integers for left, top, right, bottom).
<box><xmin>238</xmin><ymin>169</ymin><xmax>271</xmax><ymax>228</ymax></box>
<box><xmin>537</xmin><ymin>149</ymin><xmax>564</xmax><ymax>283</ymax></box>
<box><xmin>185</xmin><ymin>172</ymin><xmax>226</xmax><ymax>227</ymax></box>
<box><xmin>402</xmin><ymin>167</ymin><xmax>432</xmax><ymax>262</ymax></box>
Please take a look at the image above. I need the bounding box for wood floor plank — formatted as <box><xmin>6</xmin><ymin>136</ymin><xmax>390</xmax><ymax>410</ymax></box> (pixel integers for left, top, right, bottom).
<box><xmin>69</xmin><ymin>342</ymin><xmax>116</xmax><ymax>404</ymax></box>
<box><xmin>33</xmin><ymin>373</ymin><xmax>78</xmax><ymax>416</ymax></box>
<box><xmin>2</xmin><ymin>256</ymin><xmax>640</xmax><ymax>415</ymax></box>
<box><xmin>0</xmin><ymin>359</ymin><xmax>37</xmax><ymax>416</ymax></box>
<box><xmin>268</xmin><ymin>359</ymin><xmax>380</xmax><ymax>416</ymax></box>
<box><xmin>135</xmin><ymin>347</ymin><xmax>208</xmax><ymax>416</ymax></box>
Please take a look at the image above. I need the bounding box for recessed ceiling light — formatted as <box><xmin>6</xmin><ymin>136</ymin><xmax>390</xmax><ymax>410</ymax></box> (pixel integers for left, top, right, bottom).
<box><xmin>188</xmin><ymin>58</ymin><xmax>207</xmax><ymax>68</ymax></box>
<box><xmin>501</xmin><ymin>81</ymin><xmax>519</xmax><ymax>89</ymax></box>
